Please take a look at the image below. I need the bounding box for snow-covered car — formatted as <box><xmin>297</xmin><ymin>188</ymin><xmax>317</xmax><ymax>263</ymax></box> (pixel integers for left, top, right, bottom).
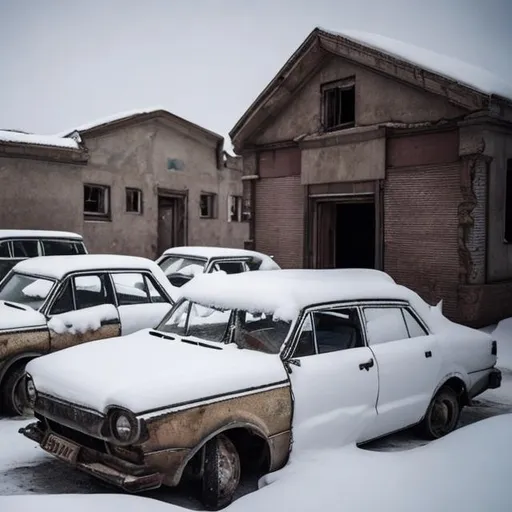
<box><xmin>0</xmin><ymin>254</ymin><xmax>174</xmax><ymax>416</ymax></box>
<box><xmin>0</xmin><ymin>230</ymin><xmax>87</xmax><ymax>281</ymax></box>
<box><xmin>20</xmin><ymin>269</ymin><xmax>501</xmax><ymax>509</ymax></box>
<box><xmin>155</xmin><ymin>246</ymin><xmax>280</xmax><ymax>290</ymax></box>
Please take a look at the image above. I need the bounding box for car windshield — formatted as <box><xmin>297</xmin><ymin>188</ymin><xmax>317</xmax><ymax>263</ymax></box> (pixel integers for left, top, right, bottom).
<box><xmin>158</xmin><ymin>256</ymin><xmax>206</xmax><ymax>277</ymax></box>
<box><xmin>157</xmin><ymin>300</ymin><xmax>293</xmax><ymax>354</ymax></box>
<box><xmin>0</xmin><ymin>272</ymin><xmax>55</xmax><ymax>310</ymax></box>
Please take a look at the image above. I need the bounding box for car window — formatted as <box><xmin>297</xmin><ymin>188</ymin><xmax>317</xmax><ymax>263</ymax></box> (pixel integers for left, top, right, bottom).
<box><xmin>0</xmin><ymin>273</ymin><xmax>54</xmax><ymax>310</ymax></box>
<box><xmin>213</xmin><ymin>261</ymin><xmax>245</xmax><ymax>274</ymax></box>
<box><xmin>112</xmin><ymin>272</ymin><xmax>150</xmax><ymax>305</ymax></box>
<box><xmin>364</xmin><ymin>307</ymin><xmax>409</xmax><ymax>345</ymax></box>
<box><xmin>49</xmin><ymin>280</ymin><xmax>74</xmax><ymax>315</ymax></box>
<box><xmin>42</xmin><ymin>240</ymin><xmax>80</xmax><ymax>256</ymax></box>
<box><xmin>12</xmin><ymin>240</ymin><xmax>39</xmax><ymax>258</ymax></box>
<box><xmin>0</xmin><ymin>241</ymin><xmax>9</xmax><ymax>258</ymax></box>
<box><xmin>246</xmin><ymin>258</ymin><xmax>262</xmax><ymax>271</ymax></box>
<box><xmin>73</xmin><ymin>274</ymin><xmax>114</xmax><ymax>310</ymax></box>
<box><xmin>313</xmin><ymin>308</ymin><xmax>364</xmax><ymax>353</ymax></box>
<box><xmin>291</xmin><ymin>314</ymin><xmax>316</xmax><ymax>358</ymax></box>
<box><xmin>74</xmin><ymin>242</ymin><xmax>87</xmax><ymax>254</ymax></box>
<box><xmin>403</xmin><ymin>308</ymin><xmax>428</xmax><ymax>338</ymax></box>
<box><xmin>144</xmin><ymin>276</ymin><xmax>167</xmax><ymax>303</ymax></box>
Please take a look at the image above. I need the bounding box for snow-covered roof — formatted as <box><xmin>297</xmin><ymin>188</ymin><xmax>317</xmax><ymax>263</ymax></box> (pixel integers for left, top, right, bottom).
<box><xmin>160</xmin><ymin>246</ymin><xmax>281</xmax><ymax>270</ymax></box>
<box><xmin>179</xmin><ymin>268</ymin><xmax>431</xmax><ymax>322</ymax></box>
<box><xmin>325</xmin><ymin>29</ymin><xmax>512</xmax><ymax>101</ymax></box>
<box><xmin>56</xmin><ymin>107</ymin><xmax>166</xmax><ymax>137</ymax></box>
<box><xmin>14</xmin><ymin>254</ymin><xmax>164</xmax><ymax>280</ymax></box>
<box><xmin>0</xmin><ymin>130</ymin><xmax>79</xmax><ymax>149</ymax></box>
<box><xmin>0</xmin><ymin>230</ymin><xmax>83</xmax><ymax>240</ymax></box>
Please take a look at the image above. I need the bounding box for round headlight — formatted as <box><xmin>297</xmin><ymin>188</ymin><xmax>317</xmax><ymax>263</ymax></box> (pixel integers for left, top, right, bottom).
<box><xmin>115</xmin><ymin>414</ymin><xmax>133</xmax><ymax>442</ymax></box>
<box><xmin>26</xmin><ymin>376</ymin><xmax>36</xmax><ymax>404</ymax></box>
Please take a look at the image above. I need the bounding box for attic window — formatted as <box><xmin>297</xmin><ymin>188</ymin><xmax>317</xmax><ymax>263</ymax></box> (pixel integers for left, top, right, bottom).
<box><xmin>322</xmin><ymin>77</ymin><xmax>355</xmax><ymax>131</ymax></box>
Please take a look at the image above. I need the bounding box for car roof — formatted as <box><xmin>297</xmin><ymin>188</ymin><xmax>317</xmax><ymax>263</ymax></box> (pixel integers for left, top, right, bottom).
<box><xmin>177</xmin><ymin>268</ymin><xmax>430</xmax><ymax>322</ymax></box>
<box><xmin>159</xmin><ymin>246</ymin><xmax>281</xmax><ymax>269</ymax></box>
<box><xmin>0</xmin><ymin>230</ymin><xmax>84</xmax><ymax>240</ymax></box>
<box><xmin>13</xmin><ymin>254</ymin><xmax>162</xmax><ymax>280</ymax></box>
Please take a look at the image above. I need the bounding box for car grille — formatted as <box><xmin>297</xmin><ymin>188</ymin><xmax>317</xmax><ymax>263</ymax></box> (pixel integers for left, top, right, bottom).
<box><xmin>47</xmin><ymin>419</ymin><xmax>108</xmax><ymax>454</ymax></box>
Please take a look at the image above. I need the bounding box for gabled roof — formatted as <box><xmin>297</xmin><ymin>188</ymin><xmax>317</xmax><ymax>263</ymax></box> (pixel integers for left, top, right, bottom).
<box><xmin>57</xmin><ymin>107</ymin><xmax>224</xmax><ymax>144</ymax></box>
<box><xmin>230</xmin><ymin>27</ymin><xmax>512</xmax><ymax>151</ymax></box>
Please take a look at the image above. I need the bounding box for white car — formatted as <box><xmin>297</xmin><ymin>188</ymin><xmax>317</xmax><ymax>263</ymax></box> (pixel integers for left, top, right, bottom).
<box><xmin>155</xmin><ymin>246</ymin><xmax>280</xmax><ymax>291</ymax></box>
<box><xmin>0</xmin><ymin>254</ymin><xmax>174</xmax><ymax>415</ymax></box>
<box><xmin>20</xmin><ymin>269</ymin><xmax>501</xmax><ymax>508</ymax></box>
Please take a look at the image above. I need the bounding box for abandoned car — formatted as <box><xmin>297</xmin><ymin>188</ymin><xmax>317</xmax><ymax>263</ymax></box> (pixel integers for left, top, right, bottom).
<box><xmin>20</xmin><ymin>269</ymin><xmax>501</xmax><ymax>509</ymax></box>
<box><xmin>155</xmin><ymin>246</ymin><xmax>280</xmax><ymax>290</ymax></box>
<box><xmin>0</xmin><ymin>230</ymin><xmax>87</xmax><ymax>281</ymax></box>
<box><xmin>0</xmin><ymin>254</ymin><xmax>174</xmax><ymax>416</ymax></box>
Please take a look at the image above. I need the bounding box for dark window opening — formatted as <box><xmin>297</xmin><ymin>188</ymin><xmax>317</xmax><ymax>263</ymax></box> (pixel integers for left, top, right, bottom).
<box><xmin>84</xmin><ymin>184</ymin><xmax>110</xmax><ymax>220</ymax></box>
<box><xmin>505</xmin><ymin>159</ymin><xmax>512</xmax><ymax>243</ymax></box>
<box><xmin>229</xmin><ymin>196</ymin><xmax>243</xmax><ymax>222</ymax></box>
<box><xmin>12</xmin><ymin>240</ymin><xmax>39</xmax><ymax>258</ymax></box>
<box><xmin>200</xmin><ymin>194</ymin><xmax>216</xmax><ymax>218</ymax></box>
<box><xmin>49</xmin><ymin>280</ymin><xmax>74</xmax><ymax>315</ymax></box>
<box><xmin>73</xmin><ymin>274</ymin><xmax>115</xmax><ymax>310</ymax></box>
<box><xmin>126</xmin><ymin>188</ymin><xmax>142</xmax><ymax>214</ymax></box>
<box><xmin>213</xmin><ymin>261</ymin><xmax>245</xmax><ymax>274</ymax></box>
<box><xmin>314</xmin><ymin>309</ymin><xmax>364</xmax><ymax>353</ymax></box>
<box><xmin>323</xmin><ymin>79</ymin><xmax>355</xmax><ymax>131</ymax></box>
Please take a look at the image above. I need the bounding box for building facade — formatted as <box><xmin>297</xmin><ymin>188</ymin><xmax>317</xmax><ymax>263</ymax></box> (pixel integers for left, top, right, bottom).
<box><xmin>0</xmin><ymin>110</ymin><xmax>248</xmax><ymax>259</ymax></box>
<box><xmin>230</xmin><ymin>28</ymin><xmax>512</xmax><ymax>327</ymax></box>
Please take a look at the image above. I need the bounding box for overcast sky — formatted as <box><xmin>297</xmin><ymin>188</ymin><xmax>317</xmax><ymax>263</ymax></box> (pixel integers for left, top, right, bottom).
<box><xmin>1</xmin><ymin>0</ymin><xmax>511</xmax><ymax>141</ymax></box>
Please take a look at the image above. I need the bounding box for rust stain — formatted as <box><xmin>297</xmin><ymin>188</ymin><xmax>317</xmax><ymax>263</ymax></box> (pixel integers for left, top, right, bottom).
<box><xmin>0</xmin><ymin>329</ymin><xmax>50</xmax><ymax>360</ymax></box>
<box><xmin>49</xmin><ymin>324</ymin><xmax>120</xmax><ymax>352</ymax></box>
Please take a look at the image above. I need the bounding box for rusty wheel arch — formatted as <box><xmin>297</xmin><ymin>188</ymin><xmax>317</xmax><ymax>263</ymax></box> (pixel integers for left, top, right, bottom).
<box><xmin>175</xmin><ymin>422</ymin><xmax>272</xmax><ymax>485</ymax></box>
<box><xmin>0</xmin><ymin>352</ymin><xmax>43</xmax><ymax>389</ymax></box>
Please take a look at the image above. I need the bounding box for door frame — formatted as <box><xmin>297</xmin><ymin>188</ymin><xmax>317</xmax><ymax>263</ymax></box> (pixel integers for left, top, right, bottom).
<box><xmin>157</xmin><ymin>188</ymin><xmax>189</xmax><ymax>249</ymax></box>
<box><xmin>306</xmin><ymin>186</ymin><xmax>383</xmax><ymax>270</ymax></box>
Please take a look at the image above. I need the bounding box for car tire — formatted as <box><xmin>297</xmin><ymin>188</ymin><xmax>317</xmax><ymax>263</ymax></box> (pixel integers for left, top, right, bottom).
<box><xmin>1</xmin><ymin>363</ymin><xmax>32</xmax><ymax>417</ymax></box>
<box><xmin>201</xmin><ymin>434</ymin><xmax>241</xmax><ymax>510</ymax></box>
<box><xmin>417</xmin><ymin>385</ymin><xmax>461</xmax><ymax>440</ymax></box>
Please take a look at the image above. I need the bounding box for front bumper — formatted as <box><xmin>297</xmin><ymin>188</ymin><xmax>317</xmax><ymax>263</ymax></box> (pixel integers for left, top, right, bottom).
<box><xmin>20</xmin><ymin>421</ymin><xmax>163</xmax><ymax>492</ymax></box>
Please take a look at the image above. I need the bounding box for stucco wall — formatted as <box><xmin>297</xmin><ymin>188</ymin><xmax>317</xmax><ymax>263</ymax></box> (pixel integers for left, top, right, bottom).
<box><xmin>0</xmin><ymin>158</ymin><xmax>83</xmax><ymax>233</ymax></box>
<box><xmin>252</xmin><ymin>55</ymin><xmax>466</xmax><ymax>145</ymax></box>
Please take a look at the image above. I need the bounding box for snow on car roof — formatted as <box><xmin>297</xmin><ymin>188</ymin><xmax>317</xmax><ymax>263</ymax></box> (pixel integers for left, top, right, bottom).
<box><xmin>160</xmin><ymin>246</ymin><xmax>281</xmax><ymax>269</ymax></box>
<box><xmin>14</xmin><ymin>254</ymin><xmax>165</xmax><ymax>280</ymax></box>
<box><xmin>0</xmin><ymin>230</ymin><xmax>84</xmax><ymax>240</ymax></box>
<box><xmin>179</xmin><ymin>268</ymin><xmax>432</xmax><ymax>322</ymax></box>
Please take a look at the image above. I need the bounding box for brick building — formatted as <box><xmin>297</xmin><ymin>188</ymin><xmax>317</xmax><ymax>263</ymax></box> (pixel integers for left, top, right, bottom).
<box><xmin>230</xmin><ymin>28</ymin><xmax>512</xmax><ymax>327</ymax></box>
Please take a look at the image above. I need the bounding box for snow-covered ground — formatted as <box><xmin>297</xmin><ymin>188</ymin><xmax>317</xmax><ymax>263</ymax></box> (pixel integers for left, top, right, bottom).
<box><xmin>1</xmin><ymin>318</ymin><xmax>511</xmax><ymax>511</ymax></box>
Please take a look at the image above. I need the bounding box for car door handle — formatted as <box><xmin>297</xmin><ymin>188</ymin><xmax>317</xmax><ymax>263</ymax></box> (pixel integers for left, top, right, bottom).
<box><xmin>425</xmin><ymin>350</ymin><xmax>432</xmax><ymax>358</ymax></box>
<box><xmin>359</xmin><ymin>358</ymin><xmax>374</xmax><ymax>371</ymax></box>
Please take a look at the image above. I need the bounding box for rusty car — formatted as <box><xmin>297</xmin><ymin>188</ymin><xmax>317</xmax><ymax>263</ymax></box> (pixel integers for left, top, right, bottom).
<box><xmin>20</xmin><ymin>268</ymin><xmax>501</xmax><ymax>509</ymax></box>
<box><xmin>0</xmin><ymin>254</ymin><xmax>175</xmax><ymax>415</ymax></box>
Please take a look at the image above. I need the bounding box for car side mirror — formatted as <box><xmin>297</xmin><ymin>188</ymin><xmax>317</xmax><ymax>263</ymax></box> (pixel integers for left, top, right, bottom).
<box><xmin>167</xmin><ymin>273</ymin><xmax>193</xmax><ymax>288</ymax></box>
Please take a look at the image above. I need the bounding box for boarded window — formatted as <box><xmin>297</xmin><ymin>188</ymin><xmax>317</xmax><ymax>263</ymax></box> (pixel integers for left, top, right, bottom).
<box><xmin>322</xmin><ymin>77</ymin><xmax>355</xmax><ymax>130</ymax></box>
<box><xmin>126</xmin><ymin>188</ymin><xmax>142</xmax><ymax>214</ymax></box>
<box><xmin>506</xmin><ymin>159</ymin><xmax>512</xmax><ymax>243</ymax></box>
<box><xmin>200</xmin><ymin>193</ymin><xmax>216</xmax><ymax>218</ymax></box>
<box><xmin>84</xmin><ymin>184</ymin><xmax>110</xmax><ymax>220</ymax></box>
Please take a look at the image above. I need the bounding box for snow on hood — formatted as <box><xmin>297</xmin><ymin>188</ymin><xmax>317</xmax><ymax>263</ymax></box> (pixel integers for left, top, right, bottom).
<box><xmin>0</xmin><ymin>301</ymin><xmax>46</xmax><ymax>331</ymax></box>
<box><xmin>27</xmin><ymin>329</ymin><xmax>288</xmax><ymax>415</ymax></box>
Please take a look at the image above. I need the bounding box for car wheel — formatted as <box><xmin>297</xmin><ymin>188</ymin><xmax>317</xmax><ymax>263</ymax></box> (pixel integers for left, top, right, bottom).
<box><xmin>1</xmin><ymin>363</ymin><xmax>32</xmax><ymax>417</ymax></box>
<box><xmin>201</xmin><ymin>434</ymin><xmax>241</xmax><ymax>510</ymax></box>
<box><xmin>418</xmin><ymin>386</ymin><xmax>461</xmax><ymax>440</ymax></box>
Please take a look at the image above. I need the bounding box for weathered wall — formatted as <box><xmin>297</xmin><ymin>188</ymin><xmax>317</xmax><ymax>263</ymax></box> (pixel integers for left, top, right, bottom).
<box><xmin>0</xmin><ymin>158</ymin><xmax>83</xmax><ymax>232</ymax></box>
<box><xmin>252</xmin><ymin>55</ymin><xmax>466</xmax><ymax>145</ymax></box>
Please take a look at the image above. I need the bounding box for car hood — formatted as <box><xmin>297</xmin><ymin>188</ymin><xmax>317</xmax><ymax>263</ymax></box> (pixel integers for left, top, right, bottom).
<box><xmin>27</xmin><ymin>329</ymin><xmax>289</xmax><ymax>415</ymax></box>
<box><xmin>0</xmin><ymin>301</ymin><xmax>47</xmax><ymax>332</ymax></box>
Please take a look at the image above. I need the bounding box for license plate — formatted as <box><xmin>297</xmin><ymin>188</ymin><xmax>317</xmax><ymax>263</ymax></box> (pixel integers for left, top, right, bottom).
<box><xmin>42</xmin><ymin>433</ymin><xmax>79</xmax><ymax>463</ymax></box>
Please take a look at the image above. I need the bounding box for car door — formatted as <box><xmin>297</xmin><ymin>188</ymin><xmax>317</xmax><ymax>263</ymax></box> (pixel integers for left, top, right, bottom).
<box><xmin>360</xmin><ymin>304</ymin><xmax>442</xmax><ymax>441</ymax></box>
<box><xmin>285</xmin><ymin>305</ymin><xmax>379</xmax><ymax>451</ymax></box>
<box><xmin>111</xmin><ymin>272</ymin><xmax>172</xmax><ymax>335</ymax></box>
<box><xmin>46</xmin><ymin>273</ymin><xmax>121</xmax><ymax>352</ymax></box>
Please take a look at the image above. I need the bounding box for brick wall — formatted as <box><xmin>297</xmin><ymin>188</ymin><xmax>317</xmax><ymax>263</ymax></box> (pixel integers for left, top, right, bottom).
<box><xmin>384</xmin><ymin>163</ymin><xmax>462</xmax><ymax>319</ymax></box>
<box><xmin>254</xmin><ymin>176</ymin><xmax>304</xmax><ymax>268</ymax></box>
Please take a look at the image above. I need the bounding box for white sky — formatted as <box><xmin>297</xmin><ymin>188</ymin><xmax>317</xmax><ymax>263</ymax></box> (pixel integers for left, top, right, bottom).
<box><xmin>1</xmin><ymin>0</ymin><xmax>511</xmax><ymax>142</ymax></box>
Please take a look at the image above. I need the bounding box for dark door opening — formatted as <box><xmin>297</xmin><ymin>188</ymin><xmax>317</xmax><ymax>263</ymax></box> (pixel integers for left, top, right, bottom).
<box><xmin>315</xmin><ymin>199</ymin><xmax>375</xmax><ymax>269</ymax></box>
<box><xmin>158</xmin><ymin>195</ymin><xmax>186</xmax><ymax>256</ymax></box>
<box><xmin>335</xmin><ymin>202</ymin><xmax>375</xmax><ymax>269</ymax></box>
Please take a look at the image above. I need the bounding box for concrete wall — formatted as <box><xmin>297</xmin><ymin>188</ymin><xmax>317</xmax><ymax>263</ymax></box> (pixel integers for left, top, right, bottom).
<box><xmin>252</xmin><ymin>55</ymin><xmax>466</xmax><ymax>145</ymax></box>
<box><xmin>0</xmin><ymin>118</ymin><xmax>248</xmax><ymax>258</ymax></box>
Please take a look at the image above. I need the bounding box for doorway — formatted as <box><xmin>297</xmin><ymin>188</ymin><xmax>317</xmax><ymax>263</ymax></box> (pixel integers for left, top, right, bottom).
<box><xmin>158</xmin><ymin>193</ymin><xmax>186</xmax><ymax>256</ymax></box>
<box><xmin>314</xmin><ymin>198</ymin><xmax>376</xmax><ymax>269</ymax></box>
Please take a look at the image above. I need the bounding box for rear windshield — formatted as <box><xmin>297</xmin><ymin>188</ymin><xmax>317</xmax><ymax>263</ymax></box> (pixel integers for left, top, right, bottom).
<box><xmin>42</xmin><ymin>239</ymin><xmax>86</xmax><ymax>256</ymax></box>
